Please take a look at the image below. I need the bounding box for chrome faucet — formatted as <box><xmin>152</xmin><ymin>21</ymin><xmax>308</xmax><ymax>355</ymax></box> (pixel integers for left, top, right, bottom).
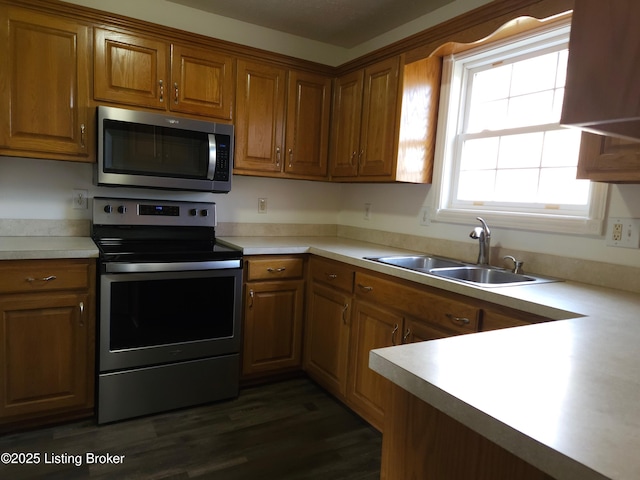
<box><xmin>470</xmin><ymin>217</ymin><xmax>491</xmax><ymax>265</ymax></box>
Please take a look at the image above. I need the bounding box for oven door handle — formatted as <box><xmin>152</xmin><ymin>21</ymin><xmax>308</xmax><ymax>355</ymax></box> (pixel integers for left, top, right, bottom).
<box><xmin>104</xmin><ymin>260</ymin><xmax>241</xmax><ymax>273</ymax></box>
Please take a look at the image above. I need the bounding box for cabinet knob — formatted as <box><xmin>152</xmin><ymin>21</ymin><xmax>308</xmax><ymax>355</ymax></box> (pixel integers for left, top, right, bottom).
<box><xmin>391</xmin><ymin>323</ymin><xmax>399</xmax><ymax>346</ymax></box>
<box><xmin>26</xmin><ymin>275</ymin><xmax>57</xmax><ymax>283</ymax></box>
<box><xmin>446</xmin><ymin>313</ymin><xmax>470</xmax><ymax>325</ymax></box>
<box><xmin>342</xmin><ymin>303</ymin><xmax>349</xmax><ymax>325</ymax></box>
<box><xmin>79</xmin><ymin>301</ymin><xmax>85</xmax><ymax>327</ymax></box>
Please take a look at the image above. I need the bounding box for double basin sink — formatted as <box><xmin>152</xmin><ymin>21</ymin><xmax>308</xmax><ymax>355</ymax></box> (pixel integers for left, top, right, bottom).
<box><xmin>366</xmin><ymin>254</ymin><xmax>558</xmax><ymax>287</ymax></box>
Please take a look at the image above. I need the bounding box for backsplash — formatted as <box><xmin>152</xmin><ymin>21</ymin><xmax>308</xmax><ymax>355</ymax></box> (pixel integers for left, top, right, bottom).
<box><xmin>337</xmin><ymin>225</ymin><xmax>640</xmax><ymax>294</ymax></box>
<box><xmin>0</xmin><ymin>219</ymin><xmax>89</xmax><ymax>236</ymax></box>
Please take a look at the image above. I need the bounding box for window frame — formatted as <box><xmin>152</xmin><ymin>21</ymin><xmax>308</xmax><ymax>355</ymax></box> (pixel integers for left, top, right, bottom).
<box><xmin>431</xmin><ymin>18</ymin><xmax>608</xmax><ymax>235</ymax></box>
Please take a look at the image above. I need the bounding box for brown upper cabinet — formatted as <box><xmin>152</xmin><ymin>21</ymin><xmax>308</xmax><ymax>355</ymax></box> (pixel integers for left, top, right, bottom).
<box><xmin>576</xmin><ymin>133</ymin><xmax>640</xmax><ymax>183</ymax></box>
<box><xmin>234</xmin><ymin>59</ymin><xmax>331</xmax><ymax>179</ymax></box>
<box><xmin>94</xmin><ymin>28</ymin><xmax>234</xmax><ymax>120</ymax></box>
<box><xmin>330</xmin><ymin>56</ymin><xmax>440</xmax><ymax>183</ymax></box>
<box><xmin>0</xmin><ymin>6</ymin><xmax>91</xmax><ymax>162</ymax></box>
<box><xmin>560</xmin><ymin>0</ymin><xmax>640</xmax><ymax>183</ymax></box>
<box><xmin>561</xmin><ymin>0</ymin><xmax>640</xmax><ymax>143</ymax></box>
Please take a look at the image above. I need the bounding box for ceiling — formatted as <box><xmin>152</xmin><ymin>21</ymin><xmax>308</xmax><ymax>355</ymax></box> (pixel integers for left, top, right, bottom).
<box><xmin>167</xmin><ymin>0</ymin><xmax>455</xmax><ymax>48</ymax></box>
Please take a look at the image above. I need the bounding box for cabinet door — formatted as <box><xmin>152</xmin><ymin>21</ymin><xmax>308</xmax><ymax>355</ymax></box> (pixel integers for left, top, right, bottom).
<box><xmin>170</xmin><ymin>44</ymin><xmax>234</xmax><ymax>119</ymax></box>
<box><xmin>234</xmin><ymin>59</ymin><xmax>287</xmax><ymax>173</ymax></box>
<box><xmin>94</xmin><ymin>28</ymin><xmax>168</xmax><ymax>109</ymax></box>
<box><xmin>359</xmin><ymin>56</ymin><xmax>400</xmax><ymax>178</ymax></box>
<box><xmin>0</xmin><ymin>7</ymin><xmax>90</xmax><ymax>158</ymax></box>
<box><xmin>330</xmin><ymin>70</ymin><xmax>364</xmax><ymax>178</ymax></box>
<box><xmin>577</xmin><ymin>132</ymin><xmax>640</xmax><ymax>182</ymax></box>
<box><xmin>242</xmin><ymin>280</ymin><xmax>304</xmax><ymax>376</ymax></box>
<box><xmin>348</xmin><ymin>300</ymin><xmax>402</xmax><ymax>431</ymax></box>
<box><xmin>0</xmin><ymin>292</ymin><xmax>91</xmax><ymax>420</ymax></box>
<box><xmin>304</xmin><ymin>283</ymin><xmax>351</xmax><ymax>398</ymax></box>
<box><xmin>561</xmin><ymin>0</ymin><xmax>640</xmax><ymax>142</ymax></box>
<box><xmin>284</xmin><ymin>70</ymin><xmax>331</xmax><ymax>177</ymax></box>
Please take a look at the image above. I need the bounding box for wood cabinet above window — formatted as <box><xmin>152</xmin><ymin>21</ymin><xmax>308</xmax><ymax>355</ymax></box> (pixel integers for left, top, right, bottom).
<box><xmin>561</xmin><ymin>0</ymin><xmax>640</xmax><ymax>143</ymax></box>
<box><xmin>94</xmin><ymin>28</ymin><xmax>234</xmax><ymax>120</ymax></box>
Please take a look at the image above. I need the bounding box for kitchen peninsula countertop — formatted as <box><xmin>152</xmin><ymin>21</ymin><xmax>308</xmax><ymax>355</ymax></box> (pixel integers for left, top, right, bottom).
<box><xmin>0</xmin><ymin>236</ymin><xmax>99</xmax><ymax>260</ymax></box>
<box><xmin>221</xmin><ymin>235</ymin><xmax>640</xmax><ymax>480</ymax></box>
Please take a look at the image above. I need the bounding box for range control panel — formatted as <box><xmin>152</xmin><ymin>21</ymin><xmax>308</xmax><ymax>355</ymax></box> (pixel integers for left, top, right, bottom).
<box><xmin>92</xmin><ymin>197</ymin><xmax>217</xmax><ymax>227</ymax></box>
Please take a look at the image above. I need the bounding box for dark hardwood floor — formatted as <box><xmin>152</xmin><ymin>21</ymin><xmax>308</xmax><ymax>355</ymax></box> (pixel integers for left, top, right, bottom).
<box><xmin>0</xmin><ymin>378</ymin><xmax>381</xmax><ymax>479</ymax></box>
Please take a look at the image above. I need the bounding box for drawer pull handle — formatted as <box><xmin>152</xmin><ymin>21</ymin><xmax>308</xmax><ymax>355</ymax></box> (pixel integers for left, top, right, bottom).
<box><xmin>174</xmin><ymin>82</ymin><xmax>179</xmax><ymax>104</ymax></box>
<box><xmin>357</xmin><ymin>283</ymin><xmax>373</xmax><ymax>292</ymax></box>
<box><xmin>326</xmin><ymin>273</ymin><xmax>337</xmax><ymax>280</ymax></box>
<box><xmin>446</xmin><ymin>313</ymin><xmax>470</xmax><ymax>325</ymax></box>
<box><xmin>79</xmin><ymin>301</ymin><xmax>85</xmax><ymax>327</ymax></box>
<box><xmin>159</xmin><ymin>79</ymin><xmax>164</xmax><ymax>102</ymax></box>
<box><xmin>249</xmin><ymin>289</ymin><xmax>254</xmax><ymax>308</ymax></box>
<box><xmin>342</xmin><ymin>303</ymin><xmax>349</xmax><ymax>324</ymax></box>
<box><xmin>391</xmin><ymin>323</ymin><xmax>399</xmax><ymax>346</ymax></box>
<box><xmin>26</xmin><ymin>275</ymin><xmax>57</xmax><ymax>283</ymax></box>
<box><xmin>267</xmin><ymin>267</ymin><xmax>286</xmax><ymax>273</ymax></box>
<box><xmin>403</xmin><ymin>328</ymin><xmax>411</xmax><ymax>343</ymax></box>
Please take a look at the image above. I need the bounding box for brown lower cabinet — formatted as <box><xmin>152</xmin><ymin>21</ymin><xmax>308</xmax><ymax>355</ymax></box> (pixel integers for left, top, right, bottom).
<box><xmin>381</xmin><ymin>383</ymin><xmax>554</xmax><ymax>480</ymax></box>
<box><xmin>0</xmin><ymin>259</ymin><xmax>96</xmax><ymax>432</ymax></box>
<box><xmin>241</xmin><ymin>256</ymin><xmax>305</xmax><ymax>381</ymax></box>
<box><xmin>303</xmin><ymin>255</ymin><xmax>551</xmax><ymax>432</ymax></box>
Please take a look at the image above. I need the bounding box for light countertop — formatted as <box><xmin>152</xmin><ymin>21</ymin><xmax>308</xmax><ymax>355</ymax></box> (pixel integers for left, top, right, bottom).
<box><xmin>221</xmin><ymin>235</ymin><xmax>640</xmax><ymax>480</ymax></box>
<box><xmin>3</xmin><ymin>233</ymin><xmax>639</xmax><ymax>479</ymax></box>
<box><xmin>0</xmin><ymin>236</ymin><xmax>99</xmax><ymax>260</ymax></box>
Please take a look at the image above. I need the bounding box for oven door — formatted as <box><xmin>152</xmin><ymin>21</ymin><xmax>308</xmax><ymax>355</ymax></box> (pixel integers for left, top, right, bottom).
<box><xmin>99</xmin><ymin>265</ymin><xmax>242</xmax><ymax>372</ymax></box>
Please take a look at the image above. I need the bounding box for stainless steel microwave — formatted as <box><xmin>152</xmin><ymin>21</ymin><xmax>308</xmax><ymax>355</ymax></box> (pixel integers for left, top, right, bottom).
<box><xmin>96</xmin><ymin>106</ymin><xmax>233</xmax><ymax>193</ymax></box>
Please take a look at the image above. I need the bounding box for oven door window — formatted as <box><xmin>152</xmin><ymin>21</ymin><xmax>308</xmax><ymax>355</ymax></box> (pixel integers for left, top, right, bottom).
<box><xmin>103</xmin><ymin>119</ymin><xmax>210</xmax><ymax>179</ymax></box>
<box><xmin>109</xmin><ymin>276</ymin><xmax>234</xmax><ymax>350</ymax></box>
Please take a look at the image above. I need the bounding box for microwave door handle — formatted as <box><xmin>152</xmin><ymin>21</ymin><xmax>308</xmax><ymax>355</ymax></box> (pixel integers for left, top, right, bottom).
<box><xmin>207</xmin><ymin>134</ymin><xmax>217</xmax><ymax>180</ymax></box>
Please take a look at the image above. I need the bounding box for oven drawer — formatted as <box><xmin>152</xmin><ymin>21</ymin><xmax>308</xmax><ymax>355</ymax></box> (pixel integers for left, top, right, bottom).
<box><xmin>246</xmin><ymin>256</ymin><xmax>304</xmax><ymax>281</ymax></box>
<box><xmin>0</xmin><ymin>259</ymin><xmax>91</xmax><ymax>294</ymax></box>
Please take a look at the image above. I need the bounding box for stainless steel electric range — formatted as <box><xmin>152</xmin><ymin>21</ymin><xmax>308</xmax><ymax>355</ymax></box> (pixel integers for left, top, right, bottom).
<box><xmin>92</xmin><ymin>197</ymin><xmax>243</xmax><ymax>424</ymax></box>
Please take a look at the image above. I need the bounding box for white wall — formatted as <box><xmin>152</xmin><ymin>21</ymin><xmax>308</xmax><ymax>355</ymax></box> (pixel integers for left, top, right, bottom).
<box><xmin>338</xmin><ymin>181</ymin><xmax>640</xmax><ymax>267</ymax></box>
<box><xmin>0</xmin><ymin>156</ymin><xmax>340</xmax><ymax>224</ymax></box>
<box><xmin>4</xmin><ymin>155</ymin><xmax>640</xmax><ymax>268</ymax></box>
<box><xmin>59</xmin><ymin>0</ymin><xmax>493</xmax><ymax>66</ymax></box>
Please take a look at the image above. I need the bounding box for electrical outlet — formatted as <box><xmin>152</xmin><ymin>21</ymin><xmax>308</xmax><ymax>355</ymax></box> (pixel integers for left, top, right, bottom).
<box><xmin>72</xmin><ymin>189</ymin><xmax>88</xmax><ymax>210</ymax></box>
<box><xmin>258</xmin><ymin>197</ymin><xmax>267</xmax><ymax>214</ymax></box>
<box><xmin>364</xmin><ymin>203</ymin><xmax>372</xmax><ymax>220</ymax></box>
<box><xmin>607</xmin><ymin>218</ymin><xmax>640</xmax><ymax>248</ymax></box>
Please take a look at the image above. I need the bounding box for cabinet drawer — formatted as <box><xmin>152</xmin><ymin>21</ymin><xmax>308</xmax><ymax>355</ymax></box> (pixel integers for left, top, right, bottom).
<box><xmin>0</xmin><ymin>259</ymin><xmax>91</xmax><ymax>294</ymax></box>
<box><xmin>309</xmin><ymin>256</ymin><xmax>354</xmax><ymax>293</ymax></box>
<box><xmin>246</xmin><ymin>256</ymin><xmax>304</xmax><ymax>281</ymax></box>
<box><xmin>355</xmin><ymin>272</ymin><xmax>479</xmax><ymax>335</ymax></box>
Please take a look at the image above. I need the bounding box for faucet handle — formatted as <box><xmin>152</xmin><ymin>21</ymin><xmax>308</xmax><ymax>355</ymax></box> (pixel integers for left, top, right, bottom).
<box><xmin>503</xmin><ymin>255</ymin><xmax>524</xmax><ymax>274</ymax></box>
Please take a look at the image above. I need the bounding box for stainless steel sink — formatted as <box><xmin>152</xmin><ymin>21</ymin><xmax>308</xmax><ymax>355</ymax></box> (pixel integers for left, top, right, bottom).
<box><xmin>366</xmin><ymin>255</ymin><xmax>465</xmax><ymax>272</ymax></box>
<box><xmin>365</xmin><ymin>255</ymin><xmax>559</xmax><ymax>287</ymax></box>
<box><xmin>428</xmin><ymin>266</ymin><xmax>557</xmax><ymax>287</ymax></box>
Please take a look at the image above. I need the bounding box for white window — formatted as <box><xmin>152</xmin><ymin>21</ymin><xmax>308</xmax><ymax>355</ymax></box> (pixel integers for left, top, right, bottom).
<box><xmin>433</xmin><ymin>20</ymin><xmax>607</xmax><ymax>234</ymax></box>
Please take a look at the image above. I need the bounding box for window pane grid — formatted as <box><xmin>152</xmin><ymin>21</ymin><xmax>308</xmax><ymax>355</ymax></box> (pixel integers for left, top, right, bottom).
<box><xmin>451</xmin><ymin>33</ymin><xmax>589</xmax><ymax>211</ymax></box>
